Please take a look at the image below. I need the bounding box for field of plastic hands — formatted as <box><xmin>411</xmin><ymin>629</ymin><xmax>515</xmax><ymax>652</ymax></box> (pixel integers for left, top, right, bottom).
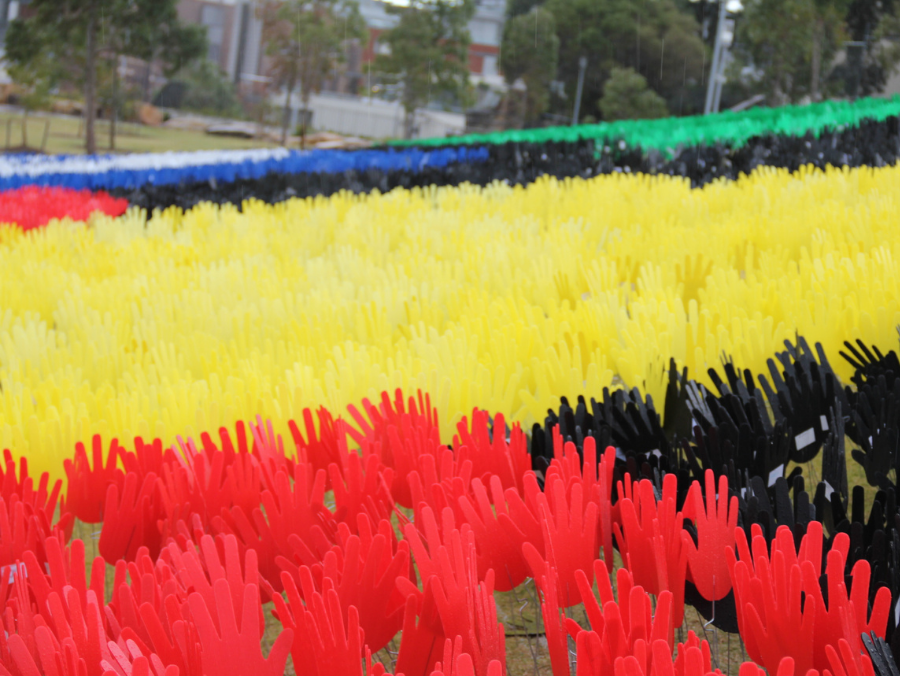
<box><xmin>2</xmin><ymin>164</ymin><xmax>900</xmax><ymax>478</ymax></box>
<box><xmin>0</xmin><ymin>401</ymin><xmax>890</xmax><ymax>677</ymax></box>
<box><xmin>1</xmin><ymin>162</ymin><xmax>900</xmax><ymax>675</ymax></box>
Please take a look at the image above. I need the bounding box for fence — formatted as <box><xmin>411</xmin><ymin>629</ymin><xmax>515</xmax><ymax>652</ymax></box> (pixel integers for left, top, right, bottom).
<box><xmin>286</xmin><ymin>92</ymin><xmax>466</xmax><ymax>141</ymax></box>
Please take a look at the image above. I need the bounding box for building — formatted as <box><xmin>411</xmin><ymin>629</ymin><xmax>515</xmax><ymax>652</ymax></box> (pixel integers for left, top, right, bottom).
<box><xmin>466</xmin><ymin>0</ymin><xmax>504</xmax><ymax>87</ymax></box>
<box><xmin>172</xmin><ymin>0</ymin><xmax>505</xmax><ymax>97</ymax></box>
<box><xmin>177</xmin><ymin>0</ymin><xmax>268</xmax><ymax>90</ymax></box>
<box><xmin>358</xmin><ymin>0</ymin><xmax>505</xmax><ymax>90</ymax></box>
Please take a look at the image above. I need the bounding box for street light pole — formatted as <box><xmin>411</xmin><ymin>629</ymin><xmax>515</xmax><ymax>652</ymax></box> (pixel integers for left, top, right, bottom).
<box><xmin>0</xmin><ymin>0</ymin><xmax>12</xmax><ymax>48</ymax></box>
<box><xmin>704</xmin><ymin>0</ymin><xmax>728</xmax><ymax>115</ymax></box>
<box><xmin>572</xmin><ymin>56</ymin><xmax>587</xmax><ymax>126</ymax></box>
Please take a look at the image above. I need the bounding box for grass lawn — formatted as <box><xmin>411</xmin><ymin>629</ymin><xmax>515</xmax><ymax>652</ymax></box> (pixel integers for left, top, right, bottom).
<box><xmin>0</xmin><ymin>110</ymin><xmax>280</xmax><ymax>155</ymax></box>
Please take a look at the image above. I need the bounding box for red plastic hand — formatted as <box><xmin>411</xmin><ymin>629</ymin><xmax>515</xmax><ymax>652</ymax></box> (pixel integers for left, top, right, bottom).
<box><xmin>271</xmin><ymin>567</ymin><xmax>363</xmax><ymax>675</ymax></box>
<box><xmin>801</xmin><ymin>533</ymin><xmax>890</xmax><ymax>671</ymax></box>
<box><xmin>727</xmin><ymin>524</ymin><xmax>818</xmax><ymax>672</ymax></box>
<box><xmin>537</xmin><ymin>477</ymin><xmax>599</xmax><ymax>607</ymax></box>
<box><xmin>394</xmin><ymin>588</ymin><xmax>445</xmax><ymax>676</ymax></box>
<box><xmin>323</xmin><ymin>515</ymin><xmax>409</xmax><ymax>653</ymax></box>
<box><xmin>684</xmin><ymin>469</ymin><xmax>737</xmax><ymax>603</ymax></box>
<box><xmin>457</xmin><ymin>475</ymin><xmax>529</xmax><ymax>591</ymax></box>
<box><xmin>344</xmin><ymin>389</ymin><xmax>441</xmax><ymax>508</ymax></box>
<box><xmin>452</xmin><ymin>410</ymin><xmax>530</xmax><ymax>496</ymax></box>
<box><xmin>605</xmin><ymin>633</ymin><xmax>723</xmax><ymax>676</ymax></box>
<box><xmin>63</xmin><ymin>435</ymin><xmax>125</xmax><ymax>524</ymax></box>
<box><xmin>288</xmin><ymin>406</ymin><xmax>342</xmax><ymax>480</ymax></box>
<box><xmin>100</xmin><ymin>638</ymin><xmax>176</xmax><ymax>676</ymax></box>
<box><xmin>614</xmin><ymin>474</ymin><xmax>690</xmax><ymax>626</ymax></box>
<box><xmin>98</xmin><ymin>471</ymin><xmax>162</xmax><ymax>564</ymax></box>
<box><xmin>160</xmin><ymin>533</ymin><xmax>265</xmax><ymax>638</ymax></box>
<box><xmin>23</xmin><ymin>537</ymin><xmax>105</xmax><ymax>626</ymax></box>
<box><xmin>521</xmin><ymin>544</ymin><xmax>571</xmax><ymax>677</ymax></box>
<box><xmin>0</xmin><ymin>496</ymin><xmax>68</xmax><ymax>573</ymax></box>
<box><xmin>399</xmin><ymin>506</ymin><xmax>506</xmax><ymax>675</ymax></box>
<box><xmin>0</xmin><ymin>449</ymin><xmax>65</xmax><ymax>522</ymax></box>
<box><xmin>430</xmin><ymin>635</ymin><xmax>504</xmax><ymax>676</ymax></box>
<box><xmin>188</xmin><ymin>579</ymin><xmax>292</xmax><ymax>676</ymax></box>
<box><xmin>215</xmin><ymin>464</ymin><xmax>336</xmax><ymax>586</ymax></box>
<box><xmin>569</xmin><ymin>562</ymin><xmax>675</xmax><ymax>675</ymax></box>
<box><xmin>134</xmin><ymin>597</ymin><xmax>202</xmax><ymax>675</ymax></box>
<box><xmin>727</xmin><ymin>521</ymin><xmax>888</xmax><ymax>674</ymax></box>
<box><xmin>330</xmin><ymin>428</ymin><xmax>396</xmax><ymax>533</ymax></box>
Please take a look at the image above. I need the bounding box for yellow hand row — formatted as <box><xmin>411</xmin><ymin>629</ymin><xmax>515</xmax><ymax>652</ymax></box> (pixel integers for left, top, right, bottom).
<box><xmin>2</xmin><ymin>164</ymin><xmax>899</xmax><ymax>481</ymax></box>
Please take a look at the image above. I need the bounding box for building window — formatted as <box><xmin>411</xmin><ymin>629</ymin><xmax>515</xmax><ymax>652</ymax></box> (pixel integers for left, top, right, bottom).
<box><xmin>482</xmin><ymin>54</ymin><xmax>497</xmax><ymax>77</ymax></box>
<box><xmin>201</xmin><ymin>5</ymin><xmax>226</xmax><ymax>64</ymax></box>
<box><xmin>469</xmin><ymin>20</ymin><xmax>500</xmax><ymax>47</ymax></box>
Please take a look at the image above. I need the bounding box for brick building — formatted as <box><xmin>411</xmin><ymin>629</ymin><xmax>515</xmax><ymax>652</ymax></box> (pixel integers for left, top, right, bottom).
<box><xmin>174</xmin><ymin>0</ymin><xmax>506</xmax><ymax>96</ymax></box>
<box><xmin>358</xmin><ymin>0</ymin><xmax>505</xmax><ymax>89</ymax></box>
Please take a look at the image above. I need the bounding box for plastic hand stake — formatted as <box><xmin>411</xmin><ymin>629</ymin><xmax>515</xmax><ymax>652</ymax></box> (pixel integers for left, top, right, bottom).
<box><xmin>271</xmin><ymin>567</ymin><xmax>362</xmax><ymax>676</ymax></box>
<box><xmin>684</xmin><ymin>469</ymin><xmax>738</xmax><ymax>604</ymax></box>
<box><xmin>98</xmin><ymin>471</ymin><xmax>162</xmax><ymax>564</ymax></box>
<box><xmin>188</xmin><ymin>579</ymin><xmax>292</xmax><ymax>676</ymax></box>
<box><xmin>63</xmin><ymin>435</ymin><xmax>125</xmax><ymax>525</ymax></box>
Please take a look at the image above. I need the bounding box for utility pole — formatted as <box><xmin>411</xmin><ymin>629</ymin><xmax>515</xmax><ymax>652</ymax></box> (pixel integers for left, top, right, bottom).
<box><xmin>571</xmin><ymin>56</ymin><xmax>587</xmax><ymax>126</ymax></box>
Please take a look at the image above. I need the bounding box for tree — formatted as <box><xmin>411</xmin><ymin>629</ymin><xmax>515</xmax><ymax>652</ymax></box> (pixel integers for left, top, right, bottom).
<box><xmin>5</xmin><ymin>0</ymin><xmax>205</xmax><ymax>154</ymax></box>
<box><xmin>543</xmin><ymin>0</ymin><xmax>707</xmax><ymax>121</ymax></box>
<box><xmin>4</xmin><ymin>18</ymin><xmax>60</xmax><ymax>149</ymax></box>
<box><xmin>169</xmin><ymin>59</ymin><xmax>245</xmax><ymax>119</ymax></box>
<box><xmin>500</xmin><ymin>6</ymin><xmax>559</xmax><ymax>126</ymax></box>
<box><xmin>123</xmin><ymin>2</ymin><xmax>207</xmax><ymax>103</ymax></box>
<box><xmin>834</xmin><ymin>0</ymin><xmax>900</xmax><ymax>96</ymax></box>
<box><xmin>733</xmin><ymin>0</ymin><xmax>817</xmax><ymax>105</ymax></box>
<box><xmin>92</xmin><ymin>1</ymin><xmax>207</xmax><ymax>150</ymax></box>
<box><xmin>809</xmin><ymin>0</ymin><xmax>851</xmax><ymax>100</ymax></box>
<box><xmin>258</xmin><ymin>0</ymin><xmax>365</xmax><ymax>147</ymax></box>
<box><xmin>598</xmin><ymin>66</ymin><xmax>669</xmax><ymax>120</ymax></box>
<box><xmin>506</xmin><ymin>0</ymin><xmax>542</xmax><ymax>19</ymax></box>
<box><xmin>5</xmin><ymin>0</ymin><xmax>112</xmax><ymax>154</ymax></box>
<box><xmin>376</xmin><ymin>0</ymin><xmax>475</xmax><ymax>139</ymax></box>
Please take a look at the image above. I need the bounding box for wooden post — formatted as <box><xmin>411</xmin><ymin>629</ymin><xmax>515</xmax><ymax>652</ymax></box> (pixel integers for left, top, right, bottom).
<box><xmin>41</xmin><ymin>120</ymin><xmax>50</xmax><ymax>153</ymax></box>
<box><xmin>5</xmin><ymin>118</ymin><xmax>10</xmax><ymax>150</ymax></box>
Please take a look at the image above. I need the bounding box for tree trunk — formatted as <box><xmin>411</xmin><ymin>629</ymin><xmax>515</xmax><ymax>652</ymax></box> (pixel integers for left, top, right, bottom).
<box><xmin>143</xmin><ymin>51</ymin><xmax>155</xmax><ymax>102</ymax></box>
<box><xmin>846</xmin><ymin>21</ymin><xmax>867</xmax><ymax>99</ymax></box>
<box><xmin>281</xmin><ymin>70</ymin><xmax>297</xmax><ymax>147</ymax></box>
<box><xmin>404</xmin><ymin>107</ymin><xmax>415</xmax><ymax>139</ymax></box>
<box><xmin>110</xmin><ymin>54</ymin><xmax>118</xmax><ymax>151</ymax></box>
<box><xmin>811</xmin><ymin>18</ymin><xmax>823</xmax><ymax>102</ymax></box>
<box><xmin>21</xmin><ymin>108</ymin><xmax>27</xmax><ymax>149</ymax></box>
<box><xmin>300</xmin><ymin>91</ymin><xmax>310</xmax><ymax>150</ymax></box>
<box><xmin>84</xmin><ymin>0</ymin><xmax>98</xmax><ymax>154</ymax></box>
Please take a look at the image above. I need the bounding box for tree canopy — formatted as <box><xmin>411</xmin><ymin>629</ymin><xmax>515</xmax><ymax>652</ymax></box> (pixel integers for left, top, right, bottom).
<box><xmin>5</xmin><ymin>0</ymin><xmax>205</xmax><ymax>153</ymax></box>
<box><xmin>376</xmin><ymin>0</ymin><xmax>475</xmax><ymax>138</ymax></box>
<box><xmin>500</xmin><ymin>6</ymin><xmax>559</xmax><ymax>126</ymax></box>
<box><xmin>258</xmin><ymin>0</ymin><xmax>365</xmax><ymax>145</ymax></box>
<box><xmin>542</xmin><ymin>0</ymin><xmax>707</xmax><ymax>121</ymax></box>
<box><xmin>598</xmin><ymin>66</ymin><xmax>669</xmax><ymax>120</ymax></box>
<box><xmin>837</xmin><ymin>0</ymin><xmax>900</xmax><ymax>96</ymax></box>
